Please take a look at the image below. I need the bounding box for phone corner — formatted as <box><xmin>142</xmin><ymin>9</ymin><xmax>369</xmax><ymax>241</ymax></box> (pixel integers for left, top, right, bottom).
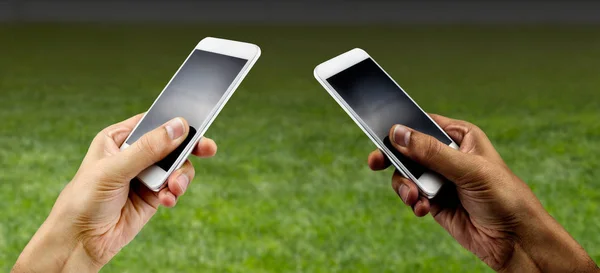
<box><xmin>136</xmin><ymin>166</ymin><xmax>169</xmax><ymax>192</ymax></box>
<box><xmin>253</xmin><ymin>45</ymin><xmax>262</xmax><ymax>58</ymax></box>
<box><xmin>137</xmin><ymin>176</ymin><xmax>166</xmax><ymax>193</ymax></box>
<box><xmin>416</xmin><ymin>172</ymin><xmax>445</xmax><ymax>199</ymax></box>
<box><xmin>416</xmin><ymin>180</ymin><xmax>441</xmax><ymax>199</ymax></box>
<box><xmin>149</xmin><ymin>185</ymin><xmax>164</xmax><ymax>193</ymax></box>
<box><xmin>351</xmin><ymin>48</ymin><xmax>367</xmax><ymax>55</ymax></box>
<box><xmin>313</xmin><ymin>64</ymin><xmax>323</xmax><ymax>80</ymax></box>
<box><xmin>198</xmin><ymin>37</ymin><xmax>213</xmax><ymax>46</ymax></box>
<box><xmin>200</xmin><ymin>36</ymin><xmax>216</xmax><ymax>42</ymax></box>
<box><xmin>421</xmin><ymin>189</ymin><xmax>439</xmax><ymax>199</ymax></box>
<box><xmin>119</xmin><ymin>142</ymin><xmax>130</xmax><ymax>151</ymax></box>
<box><xmin>449</xmin><ymin>142</ymin><xmax>459</xmax><ymax>149</ymax></box>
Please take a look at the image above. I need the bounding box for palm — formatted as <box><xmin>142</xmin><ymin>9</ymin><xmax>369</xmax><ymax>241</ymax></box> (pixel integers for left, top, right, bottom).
<box><xmin>107</xmin><ymin>183</ymin><xmax>159</xmax><ymax>253</ymax></box>
<box><xmin>102</xmin><ymin>124</ymin><xmax>162</xmax><ymax>228</ymax></box>
<box><xmin>76</xmin><ymin>135</ymin><xmax>162</xmax><ymax>264</ymax></box>
<box><xmin>15</xmin><ymin>114</ymin><xmax>216</xmax><ymax>270</ymax></box>
<box><xmin>431</xmin><ymin>190</ymin><xmax>517</xmax><ymax>270</ymax></box>
<box><xmin>365</xmin><ymin>115</ymin><xmax>526</xmax><ymax>270</ymax></box>
<box><xmin>426</xmin><ymin>121</ymin><xmax>521</xmax><ymax>270</ymax></box>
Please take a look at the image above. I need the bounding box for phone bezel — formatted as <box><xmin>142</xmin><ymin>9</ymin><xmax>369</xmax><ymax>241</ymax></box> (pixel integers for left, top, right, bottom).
<box><xmin>120</xmin><ymin>37</ymin><xmax>261</xmax><ymax>191</ymax></box>
<box><xmin>313</xmin><ymin>48</ymin><xmax>458</xmax><ymax>198</ymax></box>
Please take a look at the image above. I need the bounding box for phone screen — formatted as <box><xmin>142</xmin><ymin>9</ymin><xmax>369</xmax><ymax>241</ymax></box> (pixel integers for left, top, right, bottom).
<box><xmin>326</xmin><ymin>58</ymin><xmax>452</xmax><ymax>178</ymax></box>
<box><xmin>127</xmin><ymin>49</ymin><xmax>247</xmax><ymax>171</ymax></box>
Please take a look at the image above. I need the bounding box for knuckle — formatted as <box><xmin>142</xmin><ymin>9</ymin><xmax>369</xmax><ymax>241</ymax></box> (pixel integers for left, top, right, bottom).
<box><xmin>99</xmin><ymin>123</ymin><xmax>118</xmax><ymax>137</ymax></box>
<box><xmin>457</xmin><ymin>158</ymin><xmax>492</xmax><ymax>184</ymax></box>
<box><xmin>94</xmin><ymin>128</ymin><xmax>111</xmax><ymax>142</ymax></box>
<box><xmin>421</xmin><ymin>137</ymin><xmax>443</xmax><ymax>163</ymax></box>
<box><xmin>461</xmin><ymin>120</ymin><xmax>477</xmax><ymax>130</ymax></box>
<box><xmin>470</xmin><ymin>123</ymin><xmax>482</xmax><ymax>132</ymax></box>
<box><xmin>186</xmin><ymin>162</ymin><xmax>196</xmax><ymax>177</ymax></box>
<box><xmin>137</xmin><ymin>135</ymin><xmax>160</xmax><ymax>160</ymax></box>
<box><xmin>468</xmin><ymin>123</ymin><xmax>488</xmax><ymax>138</ymax></box>
<box><xmin>181</xmin><ymin>160</ymin><xmax>195</xmax><ymax>174</ymax></box>
<box><xmin>462</xmin><ymin>121</ymin><xmax>493</xmax><ymax>144</ymax></box>
<box><xmin>478</xmin><ymin>127</ymin><xmax>492</xmax><ymax>140</ymax></box>
<box><xmin>94</xmin><ymin>131</ymin><xmax>105</xmax><ymax>141</ymax></box>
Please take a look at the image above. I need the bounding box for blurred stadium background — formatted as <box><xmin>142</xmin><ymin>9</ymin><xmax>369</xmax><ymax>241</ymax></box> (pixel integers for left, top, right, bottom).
<box><xmin>1</xmin><ymin>1</ymin><xmax>599</xmax><ymax>272</ymax></box>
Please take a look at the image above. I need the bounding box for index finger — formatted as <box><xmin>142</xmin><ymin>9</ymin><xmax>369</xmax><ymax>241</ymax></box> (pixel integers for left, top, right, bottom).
<box><xmin>104</xmin><ymin>113</ymin><xmax>145</xmax><ymax>145</ymax></box>
<box><xmin>89</xmin><ymin>113</ymin><xmax>145</xmax><ymax>158</ymax></box>
<box><xmin>428</xmin><ymin>113</ymin><xmax>470</xmax><ymax>130</ymax></box>
<box><xmin>192</xmin><ymin>137</ymin><xmax>217</xmax><ymax>158</ymax></box>
<box><xmin>368</xmin><ymin>149</ymin><xmax>391</xmax><ymax>171</ymax></box>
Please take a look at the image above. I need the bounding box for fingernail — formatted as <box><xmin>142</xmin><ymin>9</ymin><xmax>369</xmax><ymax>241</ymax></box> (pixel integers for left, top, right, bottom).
<box><xmin>165</xmin><ymin>118</ymin><xmax>185</xmax><ymax>140</ymax></box>
<box><xmin>177</xmin><ymin>174</ymin><xmax>189</xmax><ymax>192</ymax></box>
<box><xmin>392</xmin><ymin>125</ymin><xmax>411</xmax><ymax>147</ymax></box>
<box><xmin>414</xmin><ymin>200</ymin><xmax>422</xmax><ymax>212</ymax></box>
<box><xmin>166</xmin><ymin>191</ymin><xmax>177</xmax><ymax>206</ymax></box>
<box><xmin>398</xmin><ymin>184</ymin><xmax>410</xmax><ymax>205</ymax></box>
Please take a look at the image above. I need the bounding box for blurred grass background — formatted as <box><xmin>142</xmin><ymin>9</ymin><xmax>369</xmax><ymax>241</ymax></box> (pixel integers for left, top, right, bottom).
<box><xmin>0</xmin><ymin>24</ymin><xmax>599</xmax><ymax>272</ymax></box>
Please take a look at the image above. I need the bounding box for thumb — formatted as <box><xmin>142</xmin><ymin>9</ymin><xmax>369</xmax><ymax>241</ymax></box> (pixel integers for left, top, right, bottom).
<box><xmin>110</xmin><ymin>117</ymin><xmax>189</xmax><ymax>180</ymax></box>
<box><xmin>389</xmin><ymin>124</ymin><xmax>484</xmax><ymax>185</ymax></box>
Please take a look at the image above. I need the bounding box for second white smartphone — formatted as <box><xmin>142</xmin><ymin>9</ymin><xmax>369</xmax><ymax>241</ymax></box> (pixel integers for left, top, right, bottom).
<box><xmin>314</xmin><ymin>48</ymin><xmax>458</xmax><ymax>198</ymax></box>
<box><xmin>120</xmin><ymin>37</ymin><xmax>261</xmax><ymax>191</ymax></box>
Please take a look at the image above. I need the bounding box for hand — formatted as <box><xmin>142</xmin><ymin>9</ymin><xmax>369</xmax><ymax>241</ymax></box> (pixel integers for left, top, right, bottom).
<box><xmin>13</xmin><ymin>114</ymin><xmax>217</xmax><ymax>272</ymax></box>
<box><xmin>368</xmin><ymin>114</ymin><xmax>598</xmax><ymax>272</ymax></box>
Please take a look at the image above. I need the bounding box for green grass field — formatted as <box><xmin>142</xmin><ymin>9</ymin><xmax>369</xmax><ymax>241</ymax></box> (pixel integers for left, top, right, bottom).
<box><xmin>1</xmin><ymin>24</ymin><xmax>599</xmax><ymax>272</ymax></box>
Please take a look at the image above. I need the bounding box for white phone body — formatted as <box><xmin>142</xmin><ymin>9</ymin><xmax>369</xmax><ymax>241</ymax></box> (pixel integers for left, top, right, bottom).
<box><xmin>120</xmin><ymin>37</ymin><xmax>261</xmax><ymax>191</ymax></box>
<box><xmin>314</xmin><ymin>48</ymin><xmax>458</xmax><ymax>198</ymax></box>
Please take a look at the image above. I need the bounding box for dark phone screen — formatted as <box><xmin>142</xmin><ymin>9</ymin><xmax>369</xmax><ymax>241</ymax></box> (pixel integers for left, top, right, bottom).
<box><xmin>326</xmin><ymin>58</ymin><xmax>452</xmax><ymax>177</ymax></box>
<box><xmin>126</xmin><ymin>50</ymin><xmax>247</xmax><ymax>171</ymax></box>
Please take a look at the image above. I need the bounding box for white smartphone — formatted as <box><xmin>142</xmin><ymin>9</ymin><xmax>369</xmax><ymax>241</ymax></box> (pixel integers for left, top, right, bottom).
<box><xmin>314</xmin><ymin>48</ymin><xmax>458</xmax><ymax>198</ymax></box>
<box><xmin>120</xmin><ymin>37</ymin><xmax>261</xmax><ymax>191</ymax></box>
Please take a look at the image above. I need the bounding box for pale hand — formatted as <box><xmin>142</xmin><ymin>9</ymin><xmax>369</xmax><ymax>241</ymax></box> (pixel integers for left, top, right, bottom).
<box><xmin>13</xmin><ymin>114</ymin><xmax>217</xmax><ymax>272</ymax></box>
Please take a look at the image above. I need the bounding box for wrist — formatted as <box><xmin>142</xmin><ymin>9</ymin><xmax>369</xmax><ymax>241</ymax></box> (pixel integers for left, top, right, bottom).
<box><xmin>13</xmin><ymin>211</ymin><xmax>102</xmax><ymax>273</ymax></box>
<box><xmin>497</xmin><ymin>241</ymin><xmax>541</xmax><ymax>273</ymax></box>
<box><xmin>61</xmin><ymin>241</ymin><xmax>103</xmax><ymax>272</ymax></box>
<box><xmin>513</xmin><ymin>200</ymin><xmax>598</xmax><ymax>272</ymax></box>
